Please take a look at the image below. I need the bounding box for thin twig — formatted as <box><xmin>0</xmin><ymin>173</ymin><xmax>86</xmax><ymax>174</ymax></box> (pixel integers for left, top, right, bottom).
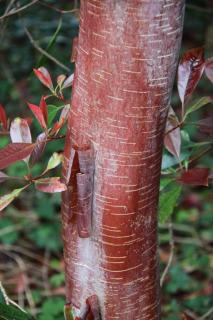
<box><xmin>159</xmin><ymin>222</ymin><xmax>196</xmax><ymax>236</ymax></box>
<box><xmin>0</xmin><ymin>0</ymin><xmax>39</xmax><ymax>21</ymax></box>
<box><xmin>188</xmin><ymin>146</ymin><xmax>212</xmax><ymax>165</ymax></box>
<box><xmin>38</xmin><ymin>0</ymin><xmax>78</xmax><ymax>14</ymax></box>
<box><xmin>1</xmin><ymin>0</ymin><xmax>16</xmax><ymax>17</ymax></box>
<box><xmin>0</xmin><ymin>280</ymin><xmax>26</xmax><ymax>313</ymax></box>
<box><xmin>160</xmin><ymin>222</ymin><xmax>175</xmax><ymax>287</ymax></box>
<box><xmin>199</xmin><ymin>306</ymin><xmax>213</xmax><ymax>320</ymax></box>
<box><xmin>23</xmin><ymin>25</ymin><xmax>70</xmax><ymax>72</ymax></box>
<box><xmin>165</xmin><ymin>122</ymin><xmax>182</xmax><ymax>136</ymax></box>
<box><xmin>175</xmin><ymin>146</ymin><xmax>212</xmax><ymax>173</ymax></box>
<box><xmin>0</xmin><ymin>244</ymin><xmax>61</xmax><ymax>271</ymax></box>
<box><xmin>2</xmin><ymin>250</ymin><xmax>35</xmax><ymax>310</ymax></box>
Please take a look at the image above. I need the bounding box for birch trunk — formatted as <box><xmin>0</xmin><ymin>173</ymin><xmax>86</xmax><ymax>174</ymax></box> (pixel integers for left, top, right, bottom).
<box><xmin>62</xmin><ymin>1</ymin><xmax>185</xmax><ymax>319</ymax></box>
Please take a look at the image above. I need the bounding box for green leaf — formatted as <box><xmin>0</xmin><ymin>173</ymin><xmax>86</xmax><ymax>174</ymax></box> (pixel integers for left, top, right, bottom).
<box><xmin>159</xmin><ymin>183</ymin><xmax>182</xmax><ymax>223</ymax></box>
<box><xmin>0</xmin><ymin>186</ymin><xmax>27</xmax><ymax>212</ymax></box>
<box><xmin>0</xmin><ymin>218</ymin><xmax>19</xmax><ymax>244</ymax></box>
<box><xmin>184</xmin><ymin>96</ymin><xmax>212</xmax><ymax>119</ymax></box>
<box><xmin>45</xmin><ymin>152</ymin><xmax>63</xmax><ymax>172</ymax></box>
<box><xmin>47</xmin><ymin>105</ymin><xmax>60</xmax><ymax>125</ymax></box>
<box><xmin>160</xmin><ymin>177</ymin><xmax>174</xmax><ymax>191</ymax></box>
<box><xmin>0</xmin><ymin>303</ymin><xmax>35</xmax><ymax>320</ymax></box>
<box><xmin>38</xmin><ymin>298</ymin><xmax>64</xmax><ymax>320</ymax></box>
<box><xmin>165</xmin><ymin>265</ymin><xmax>200</xmax><ymax>294</ymax></box>
<box><xmin>28</xmin><ymin>223</ymin><xmax>62</xmax><ymax>252</ymax></box>
<box><xmin>50</xmin><ymin>273</ymin><xmax>65</xmax><ymax>288</ymax></box>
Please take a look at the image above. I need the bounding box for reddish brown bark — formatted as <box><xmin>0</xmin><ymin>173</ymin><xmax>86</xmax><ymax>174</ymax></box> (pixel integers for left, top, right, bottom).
<box><xmin>62</xmin><ymin>1</ymin><xmax>185</xmax><ymax>319</ymax></box>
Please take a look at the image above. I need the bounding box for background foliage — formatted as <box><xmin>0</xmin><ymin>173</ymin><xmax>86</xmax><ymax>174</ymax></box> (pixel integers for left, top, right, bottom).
<box><xmin>0</xmin><ymin>0</ymin><xmax>212</xmax><ymax>319</ymax></box>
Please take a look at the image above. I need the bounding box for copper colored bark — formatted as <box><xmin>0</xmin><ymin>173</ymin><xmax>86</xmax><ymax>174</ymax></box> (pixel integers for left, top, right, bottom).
<box><xmin>62</xmin><ymin>1</ymin><xmax>185</xmax><ymax>319</ymax></box>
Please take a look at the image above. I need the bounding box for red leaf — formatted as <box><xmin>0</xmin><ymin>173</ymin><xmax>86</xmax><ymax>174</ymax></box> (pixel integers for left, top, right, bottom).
<box><xmin>57</xmin><ymin>74</ymin><xmax>66</xmax><ymax>87</ymax></box>
<box><xmin>205</xmin><ymin>59</ymin><xmax>213</xmax><ymax>83</ymax></box>
<box><xmin>10</xmin><ymin>118</ymin><xmax>32</xmax><ymax>144</ymax></box>
<box><xmin>178</xmin><ymin>47</ymin><xmax>205</xmax><ymax>106</ymax></box>
<box><xmin>0</xmin><ymin>143</ymin><xmax>35</xmax><ymax>170</ymax></box>
<box><xmin>33</xmin><ymin>67</ymin><xmax>53</xmax><ymax>90</ymax></box>
<box><xmin>39</xmin><ymin>96</ymin><xmax>48</xmax><ymax>124</ymax></box>
<box><xmin>35</xmin><ymin>177</ymin><xmax>67</xmax><ymax>193</ymax></box>
<box><xmin>164</xmin><ymin>107</ymin><xmax>181</xmax><ymax>158</ymax></box>
<box><xmin>24</xmin><ymin>117</ymin><xmax>33</xmax><ymax>126</ymax></box>
<box><xmin>178</xmin><ymin>168</ymin><xmax>210</xmax><ymax>186</ymax></box>
<box><xmin>50</xmin><ymin>120</ymin><xmax>63</xmax><ymax>135</ymax></box>
<box><xmin>198</xmin><ymin>117</ymin><xmax>213</xmax><ymax>137</ymax></box>
<box><xmin>60</xmin><ymin>104</ymin><xmax>70</xmax><ymax>122</ymax></box>
<box><xmin>0</xmin><ymin>171</ymin><xmax>9</xmax><ymax>183</ymax></box>
<box><xmin>27</xmin><ymin>102</ymin><xmax>47</xmax><ymax>129</ymax></box>
<box><xmin>0</xmin><ymin>104</ymin><xmax>7</xmax><ymax>130</ymax></box>
<box><xmin>30</xmin><ymin>132</ymin><xmax>47</xmax><ymax>165</ymax></box>
<box><xmin>50</xmin><ymin>104</ymin><xmax>70</xmax><ymax>136</ymax></box>
<box><xmin>62</xmin><ymin>74</ymin><xmax>74</xmax><ymax>89</ymax></box>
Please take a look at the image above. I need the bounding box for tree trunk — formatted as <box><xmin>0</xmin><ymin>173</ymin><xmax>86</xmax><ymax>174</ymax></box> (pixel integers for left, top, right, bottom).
<box><xmin>61</xmin><ymin>1</ymin><xmax>185</xmax><ymax>319</ymax></box>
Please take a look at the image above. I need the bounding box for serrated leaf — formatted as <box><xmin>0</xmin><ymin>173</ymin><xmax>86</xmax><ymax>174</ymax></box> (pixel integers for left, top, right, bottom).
<box><xmin>0</xmin><ymin>143</ymin><xmax>35</xmax><ymax>170</ymax></box>
<box><xmin>0</xmin><ymin>303</ymin><xmax>34</xmax><ymax>320</ymax></box>
<box><xmin>27</xmin><ymin>102</ymin><xmax>46</xmax><ymax>129</ymax></box>
<box><xmin>177</xmin><ymin>47</ymin><xmax>205</xmax><ymax>107</ymax></box>
<box><xmin>184</xmin><ymin>96</ymin><xmax>212</xmax><ymax>119</ymax></box>
<box><xmin>164</xmin><ymin>107</ymin><xmax>181</xmax><ymax>158</ymax></box>
<box><xmin>33</xmin><ymin>67</ymin><xmax>53</xmax><ymax>91</ymax></box>
<box><xmin>0</xmin><ymin>104</ymin><xmax>7</xmax><ymax>130</ymax></box>
<box><xmin>205</xmin><ymin>59</ymin><xmax>213</xmax><ymax>83</ymax></box>
<box><xmin>0</xmin><ymin>187</ymin><xmax>26</xmax><ymax>211</ymax></box>
<box><xmin>35</xmin><ymin>177</ymin><xmax>67</xmax><ymax>193</ymax></box>
<box><xmin>30</xmin><ymin>133</ymin><xmax>47</xmax><ymax>166</ymax></box>
<box><xmin>159</xmin><ymin>183</ymin><xmax>182</xmax><ymax>223</ymax></box>
<box><xmin>178</xmin><ymin>168</ymin><xmax>210</xmax><ymax>186</ymax></box>
<box><xmin>46</xmin><ymin>153</ymin><xmax>63</xmax><ymax>172</ymax></box>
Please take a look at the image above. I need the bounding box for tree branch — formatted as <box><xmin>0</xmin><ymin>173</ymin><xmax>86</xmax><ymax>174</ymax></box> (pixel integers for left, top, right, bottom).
<box><xmin>38</xmin><ymin>0</ymin><xmax>79</xmax><ymax>14</ymax></box>
<box><xmin>0</xmin><ymin>0</ymin><xmax>39</xmax><ymax>21</ymax></box>
<box><xmin>23</xmin><ymin>26</ymin><xmax>71</xmax><ymax>72</ymax></box>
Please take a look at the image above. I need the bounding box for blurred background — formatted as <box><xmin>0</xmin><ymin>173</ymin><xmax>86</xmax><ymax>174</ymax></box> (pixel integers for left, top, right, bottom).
<box><xmin>0</xmin><ymin>1</ymin><xmax>212</xmax><ymax>319</ymax></box>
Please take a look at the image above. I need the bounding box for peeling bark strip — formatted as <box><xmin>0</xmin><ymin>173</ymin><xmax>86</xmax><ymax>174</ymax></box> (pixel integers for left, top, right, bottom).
<box><xmin>62</xmin><ymin>1</ymin><xmax>185</xmax><ymax>319</ymax></box>
<box><xmin>86</xmin><ymin>295</ymin><xmax>101</xmax><ymax>320</ymax></box>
